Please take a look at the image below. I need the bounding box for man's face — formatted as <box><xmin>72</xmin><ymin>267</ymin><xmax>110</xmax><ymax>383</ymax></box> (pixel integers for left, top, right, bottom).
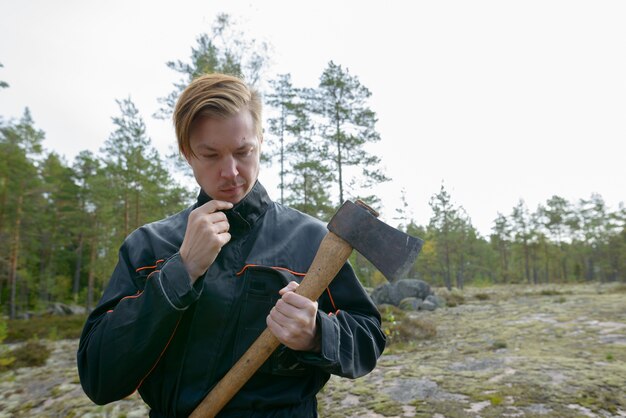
<box><xmin>186</xmin><ymin>110</ymin><xmax>262</xmax><ymax>204</ymax></box>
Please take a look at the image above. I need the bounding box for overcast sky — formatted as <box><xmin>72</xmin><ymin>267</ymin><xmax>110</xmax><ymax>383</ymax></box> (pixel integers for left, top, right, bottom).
<box><xmin>1</xmin><ymin>0</ymin><xmax>625</xmax><ymax>236</ymax></box>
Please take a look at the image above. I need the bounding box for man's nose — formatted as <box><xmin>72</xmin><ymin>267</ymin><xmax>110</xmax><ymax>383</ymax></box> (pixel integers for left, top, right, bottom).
<box><xmin>220</xmin><ymin>156</ymin><xmax>239</xmax><ymax>178</ymax></box>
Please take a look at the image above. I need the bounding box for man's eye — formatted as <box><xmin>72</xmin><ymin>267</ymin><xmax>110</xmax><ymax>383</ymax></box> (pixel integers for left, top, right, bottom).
<box><xmin>237</xmin><ymin>148</ymin><xmax>253</xmax><ymax>157</ymax></box>
<box><xmin>202</xmin><ymin>154</ymin><xmax>218</xmax><ymax>159</ymax></box>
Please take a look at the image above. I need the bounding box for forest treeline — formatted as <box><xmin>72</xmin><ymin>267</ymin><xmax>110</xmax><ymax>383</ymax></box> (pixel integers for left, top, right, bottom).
<box><xmin>1</xmin><ymin>15</ymin><xmax>625</xmax><ymax>319</ymax></box>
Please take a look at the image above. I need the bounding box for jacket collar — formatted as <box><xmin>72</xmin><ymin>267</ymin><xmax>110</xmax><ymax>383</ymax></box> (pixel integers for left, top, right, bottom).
<box><xmin>196</xmin><ymin>181</ymin><xmax>271</xmax><ymax>234</ymax></box>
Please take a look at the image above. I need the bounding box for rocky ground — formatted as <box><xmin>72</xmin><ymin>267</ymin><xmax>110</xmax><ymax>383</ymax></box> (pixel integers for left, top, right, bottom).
<box><xmin>1</xmin><ymin>283</ymin><xmax>625</xmax><ymax>417</ymax></box>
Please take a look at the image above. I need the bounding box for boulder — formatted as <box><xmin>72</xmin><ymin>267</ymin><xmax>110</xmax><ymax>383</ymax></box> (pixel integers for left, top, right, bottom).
<box><xmin>421</xmin><ymin>300</ymin><xmax>437</xmax><ymax>311</ymax></box>
<box><xmin>47</xmin><ymin>303</ymin><xmax>87</xmax><ymax>316</ymax></box>
<box><xmin>425</xmin><ymin>294</ymin><xmax>445</xmax><ymax>308</ymax></box>
<box><xmin>371</xmin><ymin>279</ymin><xmax>434</xmax><ymax>306</ymax></box>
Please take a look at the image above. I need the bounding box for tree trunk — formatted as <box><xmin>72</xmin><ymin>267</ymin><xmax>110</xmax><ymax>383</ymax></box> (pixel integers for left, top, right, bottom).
<box><xmin>73</xmin><ymin>232</ymin><xmax>84</xmax><ymax>302</ymax></box>
<box><xmin>0</xmin><ymin>176</ymin><xmax>7</xmax><ymax>235</ymax></box>
<box><xmin>586</xmin><ymin>257</ymin><xmax>594</xmax><ymax>281</ymax></box>
<box><xmin>86</xmin><ymin>236</ymin><xmax>97</xmax><ymax>312</ymax></box>
<box><xmin>543</xmin><ymin>242</ymin><xmax>550</xmax><ymax>283</ymax></box>
<box><xmin>500</xmin><ymin>244</ymin><xmax>509</xmax><ymax>284</ymax></box>
<box><xmin>9</xmin><ymin>193</ymin><xmax>23</xmax><ymax>319</ymax></box>
<box><xmin>523</xmin><ymin>240</ymin><xmax>531</xmax><ymax>284</ymax></box>
<box><xmin>279</xmin><ymin>119</ymin><xmax>285</xmax><ymax>205</ymax></box>
<box><xmin>124</xmin><ymin>189</ymin><xmax>129</xmax><ymax>237</ymax></box>
<box><xmin>337</xmin><ymin>138</ymin><xmax>343</xmax><ymax>204</ymax></box>
<box><xmin>444</xmin><ymin>240</ymin><xmax>452</xmax><ymax>290</ymax></box>
<box><xmin>135</xmin><ymin>188</ymin><xmax>140</xmax><ymax>230</ymax></box>
<box><xmin>456</xmin><ymin>254</ymin><xmax>465</xmax><ymax>290</ymax></box>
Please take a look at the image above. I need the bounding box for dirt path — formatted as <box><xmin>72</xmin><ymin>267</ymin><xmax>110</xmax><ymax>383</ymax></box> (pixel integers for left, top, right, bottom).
<box><xmin>1</xmin><ymin>283</ymin><xmax>625</xmax><ymax>417</ymax></box>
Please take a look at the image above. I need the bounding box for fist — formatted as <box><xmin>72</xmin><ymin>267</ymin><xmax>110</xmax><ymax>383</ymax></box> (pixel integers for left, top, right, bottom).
<box><xmin>267</xmin><ymin>281</ymin><xmax>321</xmax><ymax>352</ymax></box>
<box><xmin>180</xmin><ymin>200</ymin><xmax>233</xmax><ymax>282</ymax></box>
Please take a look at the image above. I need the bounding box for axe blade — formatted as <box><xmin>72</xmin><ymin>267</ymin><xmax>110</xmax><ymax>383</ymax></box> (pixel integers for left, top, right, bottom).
<box><xmin>327</xmin><ymin>200</ymin><xmax>424</xmax><ymax>282</ymax></box>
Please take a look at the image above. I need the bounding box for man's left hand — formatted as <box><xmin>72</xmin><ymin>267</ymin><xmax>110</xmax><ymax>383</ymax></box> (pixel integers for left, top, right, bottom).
<box><xmin>267</xmin><ymin>281</ymin><xmax>321</xmax><ymax>353</ymax></box>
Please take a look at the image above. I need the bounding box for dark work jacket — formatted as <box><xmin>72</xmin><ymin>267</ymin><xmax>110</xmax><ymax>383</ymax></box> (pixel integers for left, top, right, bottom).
<box><xmin>77</xmin><ymin>182</ymin><xmax>385</xmax><ymax>417</ymax></box>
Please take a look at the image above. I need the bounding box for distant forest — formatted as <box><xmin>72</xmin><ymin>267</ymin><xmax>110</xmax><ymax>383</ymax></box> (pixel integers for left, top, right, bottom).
<box><xmin>1</xmin><ymin>15</ymin><xmax>624</xmax><ymax>319</ymax></box>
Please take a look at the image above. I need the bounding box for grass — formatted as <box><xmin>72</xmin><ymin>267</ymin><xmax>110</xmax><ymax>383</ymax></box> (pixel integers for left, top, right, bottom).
<box><xmin>614</xmin><ymin>283</ymin><xmax>626</xmax><ymax>293</ymax></box>
<box><xmin>4</xmin><ymin>314</ymin><xmax>87</xmax><ymax>343</ymax></box>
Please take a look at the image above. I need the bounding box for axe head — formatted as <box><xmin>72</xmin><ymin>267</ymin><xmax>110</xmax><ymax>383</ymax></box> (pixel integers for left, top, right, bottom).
<box><xmin>327</xmin><ymin>200</ymin><xmax>424</xmax><ymax>283</ymax></box>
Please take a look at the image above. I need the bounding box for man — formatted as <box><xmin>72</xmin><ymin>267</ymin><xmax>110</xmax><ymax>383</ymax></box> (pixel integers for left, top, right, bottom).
<box><xmin>77</xmin><ymin>73</ymin><xmax>386</xmax><ymax>417</ymax></box>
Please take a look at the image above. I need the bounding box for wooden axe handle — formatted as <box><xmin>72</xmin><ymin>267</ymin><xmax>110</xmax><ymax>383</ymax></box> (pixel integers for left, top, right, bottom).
<box><xmin>190</xmin><ymin>232</ymin><xmax>353</xmax><ymax>418</ymax></box>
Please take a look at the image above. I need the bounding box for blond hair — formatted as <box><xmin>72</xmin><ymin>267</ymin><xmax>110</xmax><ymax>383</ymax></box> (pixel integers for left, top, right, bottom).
<box><xmin>173</xmin><ymin>73</ymin><xmax>263</xmax><ymax>158</ymax></box>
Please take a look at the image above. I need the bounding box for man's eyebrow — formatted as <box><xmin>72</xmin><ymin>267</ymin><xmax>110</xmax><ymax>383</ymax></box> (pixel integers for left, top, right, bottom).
<box><xmin>195</xmin><ymin>141</ymin><xmax>256</xmax><ymax>152</ymax></box>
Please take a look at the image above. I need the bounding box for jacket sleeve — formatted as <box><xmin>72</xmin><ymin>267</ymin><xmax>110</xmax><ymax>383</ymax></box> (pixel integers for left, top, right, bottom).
<box><xmin>295</xmin><ymin>262</ymin><xmax>386</xmax><ymax>378</ymax></box>
<box><xmin>76</xmin><ymin>237</ymin><xmax>203</xmax><ymax>405</ymax></box>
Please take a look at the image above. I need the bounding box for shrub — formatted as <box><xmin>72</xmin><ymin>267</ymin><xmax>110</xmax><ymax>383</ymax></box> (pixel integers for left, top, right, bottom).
<box><xmin>438</xmin><ymin>289</ymin><xmax>465</xmax><ymax>307</ymax></box>
<box><xmin>540</xmin><ymin>289</ymin><xmax>562</xmax><ymax>296</ymax></box>
<box><xmin>491</xmin><ymin>340</ymin><xmax>508</xmax><ymax>350</ymax></box>
<box><xmin>0</xmin><ymin>340</ymin><xmax>51</xmax><ymax>372</ymax></box>
<box><xmin>379</xmin><ymin>305</ymin><xmax>437</xmax><ymax>346</ymax></box>
<box><xmin>6</xmin><ymin>314</ymin><xmax>86</xmax><ymax>342</ymax></box>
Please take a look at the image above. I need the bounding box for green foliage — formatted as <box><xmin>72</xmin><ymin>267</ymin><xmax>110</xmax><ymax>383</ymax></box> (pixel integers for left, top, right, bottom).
<box><xmin>426</xmin><ymin>184</ymin><xmax>477</xmax><ymax>290</ymax></box>
<box><xmin>154</xmin><ymin>13</ymin><xmax>269</xmax><ymax>120</ymax></box>
<box><xmin>265</xmin><ymin>74</ymin><xmax>334</xmax><ymax>219</ymax></box>
<box><xmin>312</xmin><ymin>61</ymin><xmax>388</xmax><ymax>205</ymax></box>
<box><xmin>0</xmin><ymin>97</ymin><xmax>189</xmax><ymax>318</ymax></box>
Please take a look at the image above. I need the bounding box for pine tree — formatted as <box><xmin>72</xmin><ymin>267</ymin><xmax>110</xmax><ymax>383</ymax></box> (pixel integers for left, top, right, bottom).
<box><xmin>265</xmin><ymin>74</ymin><xmax>299</xmax><ymax>204</ymax></box>
<box><xmin>283</xmin><ymin>88</ymin><xmax>334</xmax><ymax>220</ymax></box>
<box><xmin>312</xmin><ymin>61</ymin><xmax>388</xmax><ymax>205</ymax></box>
<box><xmin>0</xmin><ymin>108</ymin><xmax>44</xmax><ymax>318</ymax></box>
<box><xmin>154</xmin><ymin>13</ymin><xmax>269</xmax><ymax>120</ymax></box>
<box><xmin>0</xmin><ymin>62</ymin><xmax>8</xmax><ymax>89</ymax></box>
<box><xmin>37</xmin><ymin>152</ymin><xmax>80</xmax><ymax>304</ymax></box>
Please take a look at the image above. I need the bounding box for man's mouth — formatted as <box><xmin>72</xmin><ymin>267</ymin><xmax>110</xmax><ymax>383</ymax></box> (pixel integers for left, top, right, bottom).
<box><xmin>220</xmin><ymin>184</ymin><xmax>245</xmax><ymax>193</ymax></box>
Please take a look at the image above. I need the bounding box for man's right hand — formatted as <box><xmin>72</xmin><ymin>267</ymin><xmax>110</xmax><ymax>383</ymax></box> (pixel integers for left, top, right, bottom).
<box><xmin>180</xmin><ymin>200</ymin><xmax>233</xmax><ymax>283</ymax></box>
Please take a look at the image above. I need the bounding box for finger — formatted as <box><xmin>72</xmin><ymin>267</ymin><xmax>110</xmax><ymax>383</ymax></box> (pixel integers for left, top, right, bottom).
<box><xmin>269</xmin><ymin>305</ymin><xmax>291</xmax><ymax>325</ymax></box>
<box><xmin>211</xmin><ymin>219</ymin><xmax>230</xmax><ymax>234</ymax></box>
<box><xmin>206</xmin><ymin>211</ymin><xmax>228</xmax><ymax>224</ymax></box>
<box><xmin>279</xmin><ymin>281</ymin><xmax>299</xmax><ymax>296</ymax></box>
<box><xmin>267</xmin><ymin>314</ymin><xmax>287</xmax><ymax>338</ymax></box>
<box><xmin>273</xmin><ymin>299</ymin><xmax>299</xmax><ymax>320</ymax></box>
<box><xmin>218</xmin><ymin>232</ymin><xmax>232</xmax><ymax>246</ymax></box>
<box><xmin>281</xmin><ymin>291</ymin><xmax>317</xmax><ymax>310</ymax></box>
<box><xmin>196</xmin><ymin>199</ymin><xmax>233</xmax><ymax>214</ymax></box>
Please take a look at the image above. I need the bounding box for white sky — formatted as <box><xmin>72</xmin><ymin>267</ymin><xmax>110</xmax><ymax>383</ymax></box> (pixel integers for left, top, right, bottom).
<box><xmin>1</xmin><ymin>0</ymin><xmax>625</xmax><ymax>236</ymax></box>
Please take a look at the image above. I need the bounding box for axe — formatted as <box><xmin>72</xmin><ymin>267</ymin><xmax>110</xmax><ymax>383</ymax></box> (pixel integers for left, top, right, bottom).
<box><xmin>190</xmin><ymin>200</ymin><xmax>423</xmax><ymax>417</ymax></box>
